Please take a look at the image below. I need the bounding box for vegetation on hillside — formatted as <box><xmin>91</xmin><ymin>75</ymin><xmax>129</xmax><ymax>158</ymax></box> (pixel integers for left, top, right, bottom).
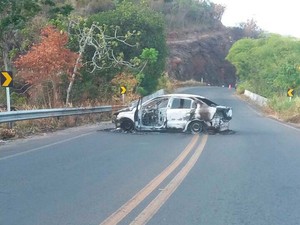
<box><xmin>1</xmin><ymin>0</ymin><xmax>299</xmax><ymax>138</ymax></box>
<box><xmin>227</xmin><ymin>34</ymin><xmax>300</xmax><ymax>98</ymax></box>
<box><xmin>227</xmin><ymin>35</ymin><xmax>300</xmax><ymax>123</ymax></box>
<box><xmin>0</xmin><ymin>0</ymin><xmax>226</xmax><ymax>109</ymax></box>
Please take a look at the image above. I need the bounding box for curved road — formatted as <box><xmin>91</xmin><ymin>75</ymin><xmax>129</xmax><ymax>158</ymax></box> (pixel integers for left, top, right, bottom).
<box><xmin>1</xmin><ymin>87</ymin><xmax>300</xmax><ymax>225</ymax></box>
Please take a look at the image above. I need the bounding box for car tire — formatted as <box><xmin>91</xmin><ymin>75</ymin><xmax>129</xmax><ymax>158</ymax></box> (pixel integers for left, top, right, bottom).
<box><xmin>120</xmin><ymin>119</ymin><xmax>134</xmax><ymax>132</ymax></box>
<box><xmin>189</xmin><ymin>121</ymin><xmax>203</xmax><ymax>134</ymax></box>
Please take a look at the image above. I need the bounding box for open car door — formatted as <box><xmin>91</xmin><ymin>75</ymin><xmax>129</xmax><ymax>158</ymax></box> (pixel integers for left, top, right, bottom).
<box><xmin>138</xmin><ymin>97</ymin><xmax>170</xmax><ymax>130</ymax></box>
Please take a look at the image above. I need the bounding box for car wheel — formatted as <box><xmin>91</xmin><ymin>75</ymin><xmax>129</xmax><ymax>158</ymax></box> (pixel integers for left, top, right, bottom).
<box><xmin>120</xmin><ymin>119</ymin><xmax>134</xmax><ymax>132</ymax></box>
<box><xmin>189</xmin><ymin>121</ymin><xmax>203</xmax><ymax>134</ymax></box>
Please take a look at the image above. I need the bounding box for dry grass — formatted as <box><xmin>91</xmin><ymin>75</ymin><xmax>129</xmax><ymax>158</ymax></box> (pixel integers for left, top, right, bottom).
<box><xmin>0</xmin><ymin>79</ymin><xmax>205</xmax><ymax>140</ymax></box>
<box><xmin>267</xmin><ymin>96</ymin><xmax>300</xmax><ymax>124</ymax></box>
<box><xmin>240</xmin><ymin>94</ymin><xmax>300</xmax><ymax>125</ymax></box>
<box><xmin>0</xmin><ymin>111</ymin><xmax>113</xmax><ymax>140</ymax></box>
<box><xmin>286</xmin><ymin>114</ymin><xmax>300</xmax><ymax>124</ymax></box>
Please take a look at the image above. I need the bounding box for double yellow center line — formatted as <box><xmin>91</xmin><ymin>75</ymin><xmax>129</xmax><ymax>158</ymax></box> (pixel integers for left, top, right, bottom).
<box><xmin>100</xmin><ymin>134</ymin><xmax>208</xmax><ymax>225</ymax></box>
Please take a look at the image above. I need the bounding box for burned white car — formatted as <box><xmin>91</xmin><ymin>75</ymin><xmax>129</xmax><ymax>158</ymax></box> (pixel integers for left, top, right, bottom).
<box><xmin>113</xmin><ymin>94</ymin><xmax>232</xmax><ymax>133</ymax></box>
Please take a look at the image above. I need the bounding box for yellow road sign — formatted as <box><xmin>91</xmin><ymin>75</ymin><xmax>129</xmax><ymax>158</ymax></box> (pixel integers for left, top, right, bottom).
<box><xmin>120</xmin><ymin>86</ymin><xmax>127</xmax><ymax>94</ymax></box>
<box><xmin>1</xmin><ymin>71</ymin><xmax>13</xmax><ymax>87</ymax></box>
<box><xmin>287</xmin><ymin>88</ymin><xmax>294</xmax><ymax>97</ymax></box>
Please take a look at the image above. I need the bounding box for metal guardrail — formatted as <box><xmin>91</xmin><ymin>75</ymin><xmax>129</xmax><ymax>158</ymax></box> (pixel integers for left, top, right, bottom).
<box><xmin>0</xmin><ymin>89</ymin><xmax>165</xmax><ymax>123</ymax></box>
<box><xmin>0</xmin><ymin>105</ymin><xmax>125</xmax><ymax>123</ymax></box>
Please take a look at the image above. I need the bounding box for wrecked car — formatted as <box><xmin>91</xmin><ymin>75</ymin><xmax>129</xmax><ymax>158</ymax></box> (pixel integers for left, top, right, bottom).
<box><xmin>113</xmin><ymin>94</ymin><xmax>232</xmax><ymax>133</ymax></box>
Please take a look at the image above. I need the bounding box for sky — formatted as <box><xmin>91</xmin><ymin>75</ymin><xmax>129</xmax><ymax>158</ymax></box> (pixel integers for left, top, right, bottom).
<box><xmin>211</xmin><ymin>0</ymin><xmax>300</xmax><ymax>38</ymax></box>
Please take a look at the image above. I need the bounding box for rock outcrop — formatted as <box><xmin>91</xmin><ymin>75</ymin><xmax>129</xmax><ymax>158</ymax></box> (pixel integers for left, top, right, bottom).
<box><xmin>166</xmin><ymin>28</ymin><xmax>244</xmax><ymax>86</ymax></box>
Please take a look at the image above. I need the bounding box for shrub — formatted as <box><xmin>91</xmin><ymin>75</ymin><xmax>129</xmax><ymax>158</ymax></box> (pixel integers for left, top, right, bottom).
<box><xmin>268</xmin><ymin>96</ymin><xmax>300</xmax><ymax>122</ymax></box>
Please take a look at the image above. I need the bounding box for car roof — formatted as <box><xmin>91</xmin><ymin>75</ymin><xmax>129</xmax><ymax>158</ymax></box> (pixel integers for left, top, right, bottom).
<box><xmin>152</xmin><ymin>93</ymin><xmax>210</xmax><ymax>101</ymax></box>
<box><xmin>144</xmin><ymin>93</ymin><xmax>218</xmax><ymax>107</ymax></box>
<box><xmin>157</xmin><ymin>93</ymin><xmax>207</xmax><ymax>99</ymax></box>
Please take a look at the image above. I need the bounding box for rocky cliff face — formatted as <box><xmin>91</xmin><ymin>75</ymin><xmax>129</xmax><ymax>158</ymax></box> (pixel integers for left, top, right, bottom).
<box><xmin>166</xmin><ymin>28</ymin><xmax>244</xmax><ymax>86</ymax></box>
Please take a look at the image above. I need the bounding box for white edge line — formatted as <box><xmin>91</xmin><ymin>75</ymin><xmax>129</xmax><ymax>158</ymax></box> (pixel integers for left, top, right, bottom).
<box><xmin>235</xmin><ymin>94</ymin><xmax>300</xmax><ymax>132</ymax></box>
<box><xmin>0</xmin><ymin>132</ymin><xmax>93</xmax><ymax>161</ymax></box>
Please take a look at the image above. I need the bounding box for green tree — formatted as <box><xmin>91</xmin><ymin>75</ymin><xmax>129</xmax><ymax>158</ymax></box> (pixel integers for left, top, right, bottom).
<box><xmin>67</xmin><ymin>0</ymin><xmax>115</xmax><ymax>15</ymax></box>
<box><xmin>135</xmin><ymin>48</ymin><xmax>159</xmax><ymax>95</ymax></box>
<box><xmin>227</xmin><ymin>34</ymin><xmax>300</xmax><ymax>97</ymax></box>
<box><xmin>0</xmin><ymin>0</ymin><xmax>74</xmax><ymax>107</ymax></box>
<box><xmin>163</xmin><ymin>0</ymin><xmax>222</xmax><ymax>32</ymax></box>
<box><xmin>0</xmin><ymin>0</ymin><xmax>73</xmax><ymax>69</ymax></box>
<box><xmin>274</xmin><ymin>63</ymin><xmax>300</xmax><ymax>91</ymax></box>
<box><xmin>65</xmin><ymin>17</ymin><xmax>141</xmax><ymax>105</ymax></box>
<box><xmin>0</xmin><ymin>0</ymin><xmax>41</xmax><ymax>70</ymax></box>
<box><xmin>87</xmin><ymin>1</ymin><xmax>167</xmax><ymax>95</ymax></box>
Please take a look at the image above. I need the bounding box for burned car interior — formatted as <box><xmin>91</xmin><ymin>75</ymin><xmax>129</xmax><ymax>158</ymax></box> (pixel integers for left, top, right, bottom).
<box><xmin>113</xmin><ymin>94</ymin><xmax>232</xmax><ymax>134</ymax></box>
<box><xmin>141</xmin><ymin>97</ymin><xmax>168</xmax><ymax>127</ymax></box>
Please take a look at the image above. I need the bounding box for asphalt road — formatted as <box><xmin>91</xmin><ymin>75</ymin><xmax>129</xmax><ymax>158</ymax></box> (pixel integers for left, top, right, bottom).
<box><xmin>1</xmin><ymin>87</ymin><xmax>300</xmax><ymax>225</ymax></box>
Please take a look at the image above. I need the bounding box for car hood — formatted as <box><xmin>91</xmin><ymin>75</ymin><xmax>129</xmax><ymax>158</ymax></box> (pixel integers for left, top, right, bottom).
<box><xmin>114</xmin><ymin>106</ymin><xmax>135</xmax><ymax>115</ymax></box>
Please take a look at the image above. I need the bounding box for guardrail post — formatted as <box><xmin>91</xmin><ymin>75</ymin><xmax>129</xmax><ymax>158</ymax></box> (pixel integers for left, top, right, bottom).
<box><xmin>6</xmin><ymin>87</ymin><xmax>12</xmax><ymax>129</ymax></box>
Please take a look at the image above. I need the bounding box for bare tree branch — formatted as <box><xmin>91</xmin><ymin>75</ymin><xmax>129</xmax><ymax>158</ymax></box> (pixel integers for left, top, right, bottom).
<box><xmin>65</xmin><ymin>18</ymin><xmax>141</xmax><ymax>106</ymax></box>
